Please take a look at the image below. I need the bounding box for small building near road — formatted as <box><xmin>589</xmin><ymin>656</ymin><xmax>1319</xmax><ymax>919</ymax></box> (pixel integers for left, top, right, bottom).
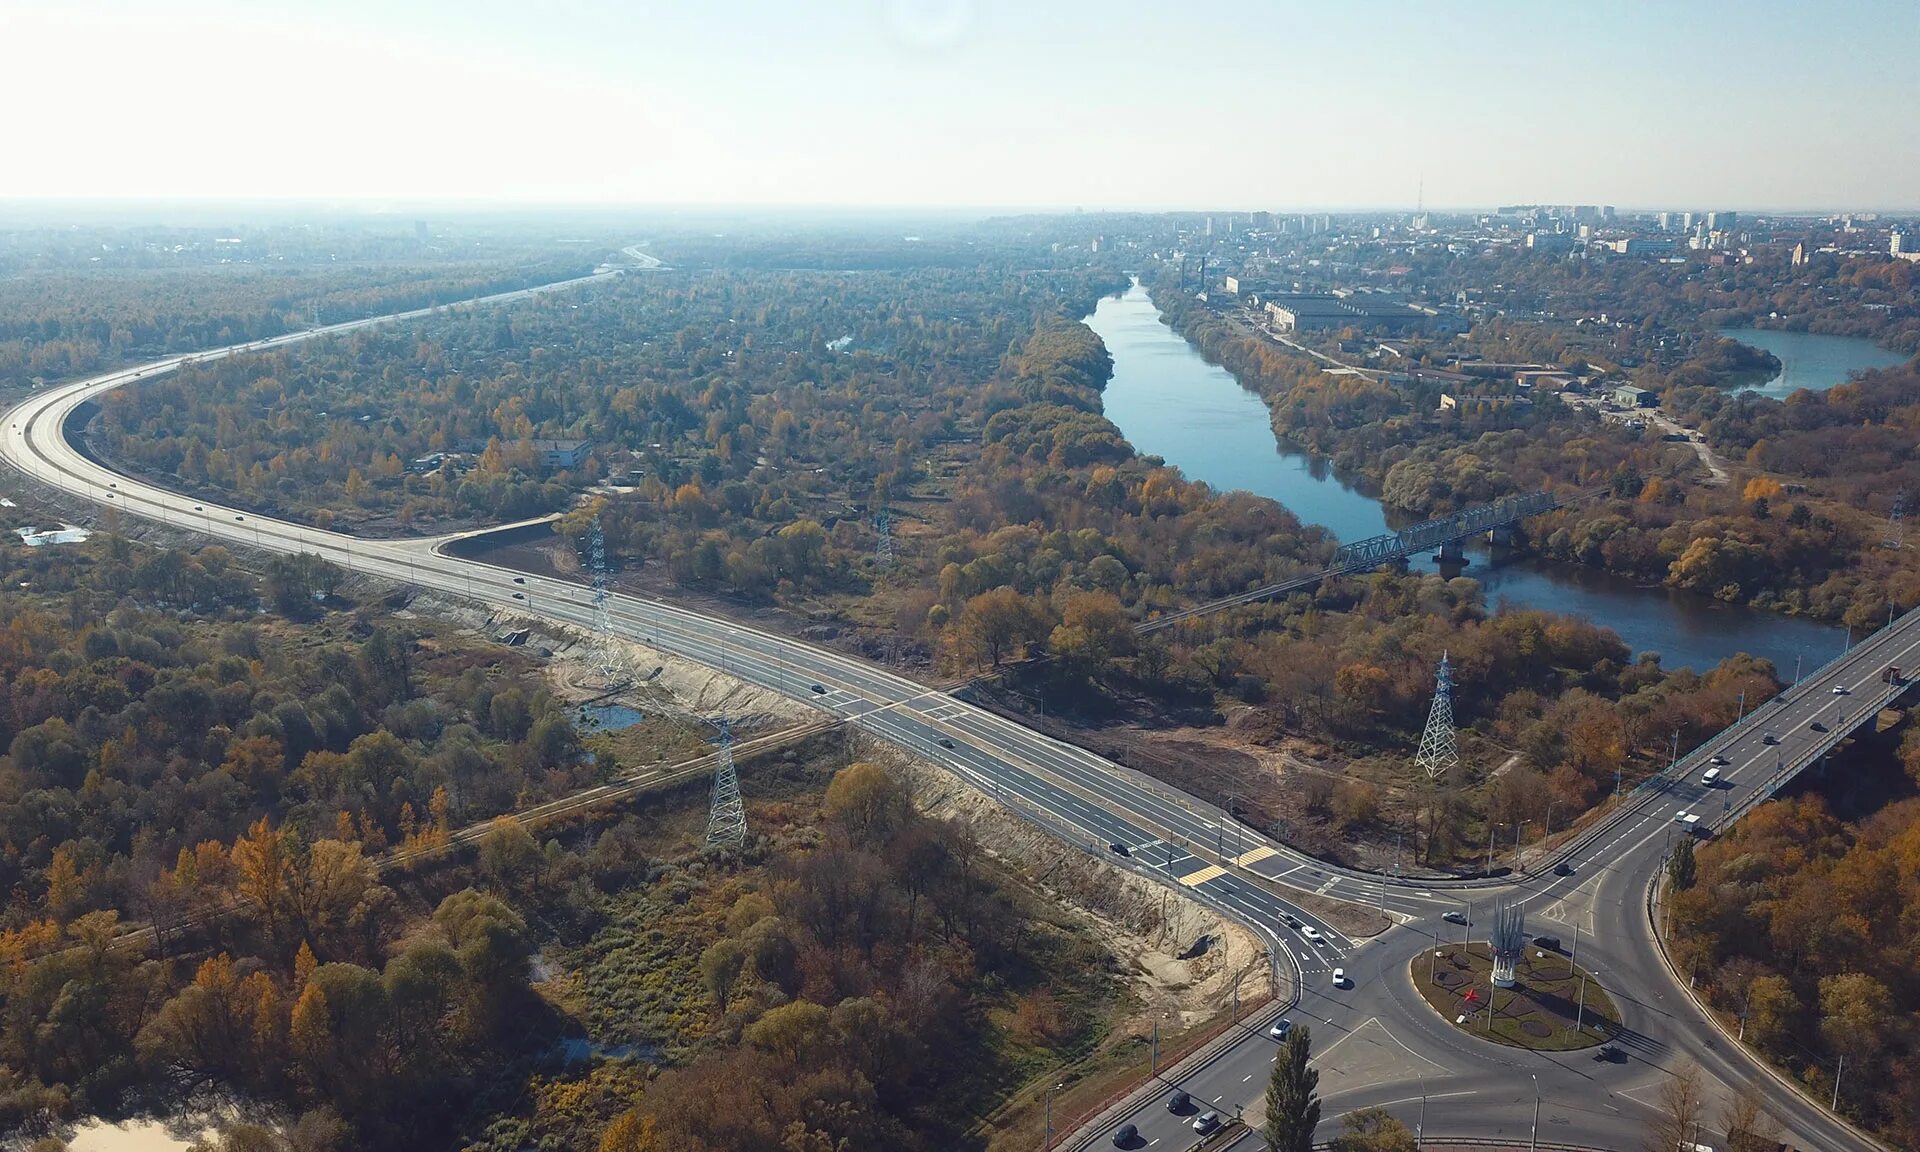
<box><xmin>532</xmin><ymin>439</ymin><xmax>592</xmax><ymax>471</ymax></box>
<box><xmin>1611</xmin><ymin>385</ymin><xmax>1658</xmax><ymax>408</ymax></box>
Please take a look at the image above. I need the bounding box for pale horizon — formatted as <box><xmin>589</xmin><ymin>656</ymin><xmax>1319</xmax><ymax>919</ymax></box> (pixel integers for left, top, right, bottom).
<box><xmin>6</xmin><ymin>0</ymin><xmax>1920</xmax><ymax>212</ymax></box>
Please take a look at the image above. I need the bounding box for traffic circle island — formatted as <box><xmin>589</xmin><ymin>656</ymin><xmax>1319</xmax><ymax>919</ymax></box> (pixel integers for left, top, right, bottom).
<box><xmin>1412</xmin><ymin>941</ymin><xmax>1622</xmax><ymax>1052</ymax></box>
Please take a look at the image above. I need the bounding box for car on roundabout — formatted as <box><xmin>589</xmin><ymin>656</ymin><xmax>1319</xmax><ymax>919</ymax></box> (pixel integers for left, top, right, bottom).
<box><xmin>1442</xmin><ymin>909</ymin><xmax>1468</xmax><ymax>925</ymax></box>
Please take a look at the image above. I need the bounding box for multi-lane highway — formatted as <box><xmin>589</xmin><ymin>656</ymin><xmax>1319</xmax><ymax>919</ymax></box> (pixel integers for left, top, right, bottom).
<box><xmin>2</xmin><ymin>264</ymin><xmax>1901</xmax><ymax>1152</ymax></box>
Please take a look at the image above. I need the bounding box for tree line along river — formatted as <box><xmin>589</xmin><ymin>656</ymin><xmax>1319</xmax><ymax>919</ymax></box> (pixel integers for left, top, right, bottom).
<box><xmin>1086</xmin><ymin>281</ymin><xmax>1851</xmax><ymax>675</ymax></box>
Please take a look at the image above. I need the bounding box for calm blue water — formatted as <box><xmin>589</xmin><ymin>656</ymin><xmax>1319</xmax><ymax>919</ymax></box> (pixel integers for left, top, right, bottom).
<box><xmin>1718</xmin><ymin>326</ymin><xmax>1907</xmax><ymax>399</ymax></box>
<box><xmin>579</xmin><ymin>703</ymin><xmax>645</xmax><ymax>731</ymax></box>
<box><xmin>1089</xmin><ymin>283</ymin><xmax>1846</xmax><ymax>674</ymax></box>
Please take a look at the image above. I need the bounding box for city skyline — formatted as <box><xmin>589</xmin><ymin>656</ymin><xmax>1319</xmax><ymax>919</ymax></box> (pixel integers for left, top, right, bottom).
<box><xmin>6</xmin><ymin>0</ymin><xmax>1920</xmax><ymax>210</ymax></box>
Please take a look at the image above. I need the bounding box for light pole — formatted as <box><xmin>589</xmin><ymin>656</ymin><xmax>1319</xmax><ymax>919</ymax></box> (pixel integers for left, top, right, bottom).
<box><xmin>1043</xmin><ymin>1081</ymin><xmax>1064</xmax><ymax>1151</ymax></box>
<box><xmin>1486</xmin><ymin>821</ymin><xmax>1502</xmax><ymax>874</ymax></box>
<box><xmin>1416</xmin><ymin>1072</ymin><xmax>1426</xmax><ymax>1150</ymax></box>
<box><xmin>1530</xmin><ymin>1074</ymin><xmax>1540</xmax><ymax>1152</ymax></box>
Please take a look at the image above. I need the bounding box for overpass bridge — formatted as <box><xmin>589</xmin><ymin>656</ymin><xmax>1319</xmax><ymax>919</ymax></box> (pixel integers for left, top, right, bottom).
<box><xmin>1137</xmin><ymin>488</ymin><xmax>1577</xmax><ymax>634</ymax></box>
<box><xmin>1618</xmin><ymin>603</ymin><xmax>1920</xmax><ymax>840</ymax></box>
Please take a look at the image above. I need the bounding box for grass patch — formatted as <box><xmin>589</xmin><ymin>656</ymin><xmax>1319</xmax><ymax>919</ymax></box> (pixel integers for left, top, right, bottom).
<box><xmin>1411</xmin><ymin>941</ymin><xmax>1619</xmax><ymax>1051</ymax></box>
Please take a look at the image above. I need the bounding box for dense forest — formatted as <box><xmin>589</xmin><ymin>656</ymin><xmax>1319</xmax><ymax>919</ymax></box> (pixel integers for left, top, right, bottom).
<box><xmin>1666</xmin><ymin>724</ymin><xmax>1920</xmax><ymax>1147</ymax></box>
<box><xmin>0</xmin><ymin>521</ymin><xmax>1123</xmax><ymax>1150</ymax></box>
<box><xmin>0</xmin><ymin>218</ymin><xmax>600</xmax><ymax>390</ymax></box>
<box><xmin>82</xmin><ymin>243</ymin><xmax>1822</xmax><ymax>867</ymax></box>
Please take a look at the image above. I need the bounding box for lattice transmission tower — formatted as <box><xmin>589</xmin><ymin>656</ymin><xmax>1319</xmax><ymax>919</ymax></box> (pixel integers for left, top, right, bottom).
<box><xmin>589</xmin><ymin>515</ymin><xmax>625</xmax><ymax>685</ymax></box>
<box><xmin>704</xmin><ymin>716</ymin><xmax>747</xmax><ymax>848</ymax></box>
<box><xmin>874</xmin><ymin>508</ymin><xmax>893</xmax><ymax>570</ymax></box>
<box><xmin>1885</xmin><ymin>489</ymin><xmax>1907</xmax><ymax>550</ymax></box>
<box><xmin>1414</xmin><ymin>651</ymin><xmax>1460</xmax><ymax>781</ymax></box>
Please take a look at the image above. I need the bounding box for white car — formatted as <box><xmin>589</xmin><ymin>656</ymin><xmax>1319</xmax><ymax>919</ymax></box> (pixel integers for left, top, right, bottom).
<box><xmin>1832</xmin><ymin>685</ymin><xmax>1850</xmax><ymax>695</ymax></box>
<box><xmin>1300</xmin><ymin>925</ymin><xmax>1324</xmax><ymax>943</ymax></box>
<box><xmin>1268</xmin><ymin>1018</ymin><xmax>1293</xmax><ymax>1040</ymax></box>
<box><xmin>1331</xmin><ymin>967</ymin><xmax>1348</xmax><ymax>988</ymax></box>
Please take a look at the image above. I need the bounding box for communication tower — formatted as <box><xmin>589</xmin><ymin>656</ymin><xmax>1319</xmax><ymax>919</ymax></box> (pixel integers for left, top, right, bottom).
<box><xmin>1414</xmin><ymin>652</ymin><xmax>1461</xmax><ymax>781</ymax></box>
<box><xmin>705</xmin><ymin>716</ymin><xmax>747</xmax><ymax>848</ymax></box>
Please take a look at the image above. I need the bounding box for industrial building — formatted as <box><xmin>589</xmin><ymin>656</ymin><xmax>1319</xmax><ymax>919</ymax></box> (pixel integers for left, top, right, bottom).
<box><xmin>1263</xmin><ymin>293</ymin><xmax>1438</xmax><ymax>334</ymax></box>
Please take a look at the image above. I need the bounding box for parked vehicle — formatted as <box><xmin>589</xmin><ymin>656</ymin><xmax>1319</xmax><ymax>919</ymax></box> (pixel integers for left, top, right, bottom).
<box><xmin>1533</xmin><ymin>935</ymin><xmax>1562</xmax><ymax>952</ymax></box>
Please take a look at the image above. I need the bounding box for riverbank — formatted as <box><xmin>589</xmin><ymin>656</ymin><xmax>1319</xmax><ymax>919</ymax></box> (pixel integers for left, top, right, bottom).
<box><xmin>1088</xmin><ymin>278</ymin><xmax>1846</xmax><ymax>674</ymax></box>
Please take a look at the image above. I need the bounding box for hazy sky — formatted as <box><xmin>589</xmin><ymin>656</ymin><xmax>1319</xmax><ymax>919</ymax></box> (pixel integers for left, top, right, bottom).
<box><xmin>6</xmin><ymin>0</ymin><xmax>1920</xmax><ymax>211</ymax></box>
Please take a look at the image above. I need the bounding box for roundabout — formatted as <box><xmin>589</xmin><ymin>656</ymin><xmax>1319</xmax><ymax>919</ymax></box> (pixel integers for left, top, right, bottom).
<box><xmin>1412</xmin><ymin>941</ymin><xmax>1621</xmax><ymax>1052</ymax></box>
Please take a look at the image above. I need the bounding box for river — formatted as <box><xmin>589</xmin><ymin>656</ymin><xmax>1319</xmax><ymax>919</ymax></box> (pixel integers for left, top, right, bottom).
<box><xmin>1717</xmin><ymin>326</ymin><xmax>1907</xmax><ymax>400</ymax></box>
<box><xmin>1088</xmin><ymin>282</ymin><xmax>1846</xmax><ymax>674</ymax></box>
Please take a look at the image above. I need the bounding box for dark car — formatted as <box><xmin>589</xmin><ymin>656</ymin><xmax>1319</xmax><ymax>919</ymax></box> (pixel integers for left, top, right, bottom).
<box><xmin>937</xmin><ymin>737</ymin><xmax>955</xmax><ymax>748</ymax></box>
<box><xmin>1109</xmin><ymin>842</ymin><xmax>1130</xmax><ymax>856</ymax></box>
<box><xmin>1594</xmin><ymin>1044</ymin><xmax>1625</xmax><ymax>1063</ymax></box>
<box><xmin>1533</xmin><ymin>935</ymin><xmax>1563</xmax><ymax>952</ymax></box>
<box><xmin>1553</xmin><ymin>862</ymin><xmax>1575</xmax><ymax>877</ymax></box>
<box><xmin>1283</xmin><ymin>912</ymin><xmax>1302</xmax><ymax>928</ymax></box>
<box><xmin>511</xmin><ymin>592</ymin><xmax>524</xmax><ymax>599</ymax></box>
<box><xmin>1761</xmin><ymin>733</ymin><xmax>1780</xmax><ymax>745</ymax></box>
<box><xmin>811</xmin><ymin>684</ymin><xmax>827</xmax><ymax>694</ymax></box>
<box><xmin>1809</xmin><ymin>720</ymin><xmax>1826</xmax><ymax>732</ymax></box>
<box><xmin>1111</xmin><ymin>1122</ymin><xmax>1138</xmax><ymax>1147</ymax></box>
<box><xmin>513</xmin><ymin>576</ymin><xmax>526</xmax><ymax>584</ymax></box>
<box><xmin>1167</xmin><ymin>1089</ymin><xmax>1192</xmax><ymax>1113</ymax></box>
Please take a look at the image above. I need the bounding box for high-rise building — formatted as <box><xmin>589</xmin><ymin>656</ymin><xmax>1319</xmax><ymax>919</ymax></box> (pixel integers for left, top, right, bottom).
<box><xmin>1894</xmin><ymin>231</ymin><xmax>1910</xmax><ymax>257</ymax></box>
<box><xmin>1707</xmin><ymin>211</ymin><xmax>1737</xmax><ymax>232</ymax></box>
<box><xmin>1682</xmin><ymin>212</ymin><xmax>1697</xmax><ymax>231</ymax></box>
<box><xmin>1657</xmin><ymin>212</ymin><xmax>1673</xmax><ymax>231</ymax></box>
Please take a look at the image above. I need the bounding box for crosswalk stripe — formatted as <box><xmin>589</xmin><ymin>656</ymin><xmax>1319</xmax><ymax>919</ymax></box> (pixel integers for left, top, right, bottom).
<box><xmin>1179</xmin><ymin>864</ymin><xmax>1227</xmax><ymax>886</ymax></box>
<box><xmin>1233</xmin><ymin>845</ymin><xmax>1278</xmax><ymax>866</ymax></box>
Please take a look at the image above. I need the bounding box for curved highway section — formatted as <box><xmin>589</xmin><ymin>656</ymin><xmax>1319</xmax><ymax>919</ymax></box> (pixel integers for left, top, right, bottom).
<box><xmin>2</xmin><ymin>267</ymin><xmax>1900</xmax><ymax>1152</ymax></box>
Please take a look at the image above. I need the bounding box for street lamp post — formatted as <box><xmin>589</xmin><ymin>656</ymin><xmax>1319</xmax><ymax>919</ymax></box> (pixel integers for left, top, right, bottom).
<box><xmin>1416</xmin><ymin>1073</ymin><xmax>1426</xmax><ymax>1150</ymax></box>
<box><xmin>1530</xmin><ymin>1074</ymin><xmax>1540</xmax><ymax>1152</ymax></box>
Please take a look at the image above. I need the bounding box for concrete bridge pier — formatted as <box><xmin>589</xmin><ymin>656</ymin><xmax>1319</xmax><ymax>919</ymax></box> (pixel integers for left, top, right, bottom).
<box><xmin>1487</xmin><ymin>525</ymin><xmax>1517</xmax><ymax>548</ymax></box>
<box><xmin>1434</xmin><ymin>539</ymin><xmax>1467</xmax><ymax>564</ymax></box>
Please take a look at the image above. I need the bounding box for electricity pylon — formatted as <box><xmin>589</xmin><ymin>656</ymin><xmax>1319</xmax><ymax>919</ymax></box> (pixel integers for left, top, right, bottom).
<box><xmin>589</xmin><ymin>515</ymin><xmax>624</xmax><ymax>685</ymax></box>
<box><xmin>874</xmin><ymin>507</ymin><xmax>893</xmax><ymax>569</ymax></box>
<box><xmin>705</xmin><ymin>716</ymin><xmax>746</xmax><ymax>848</ymax></box>
<box><xmin>1415</xmin><ymin>651</ymin><xmax>1461</xmax><ymax>781</ymax></box>
<box><xmin>1885</xmin><ymin>489</ymin><xmax>1906</xmax><ymax>550</ymax></box>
